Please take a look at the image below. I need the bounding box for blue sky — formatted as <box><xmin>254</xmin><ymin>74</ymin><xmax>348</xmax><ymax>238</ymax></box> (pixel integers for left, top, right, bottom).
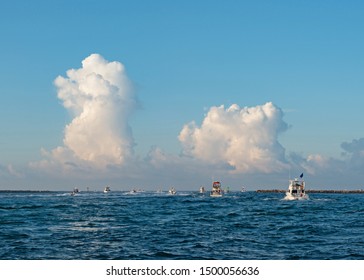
<box><xmin>1</xmin><ymin>0</ymin><xmax>364</xmax><ymax>190</ymax></box>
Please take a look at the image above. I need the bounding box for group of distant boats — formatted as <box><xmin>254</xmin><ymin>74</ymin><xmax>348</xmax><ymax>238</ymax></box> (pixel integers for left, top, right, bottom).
<box><xmin>71</xmin><ymin>186</ymin><xmax>111</xmax><ymax>195</ymax></box>
<box><xmin>70</xmin><ymin>183</ymin><xmax>241</xmax><ymax>197</ymax></box>
<box><xmin>194</xmin><ymin>177</ymin><xmax>307</xmax><ymax>200</ymax></box>
<box><xmin>167</xmin><ymin>181</ymin><xmax>242</xmax><ymax>197</ymax></box>
<box><xmin>70</xmin><ymin>174</ymin><xmax>309</xmax><ymax>200</ymax></box>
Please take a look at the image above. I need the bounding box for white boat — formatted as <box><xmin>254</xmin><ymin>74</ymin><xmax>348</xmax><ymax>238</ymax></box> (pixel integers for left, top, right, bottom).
<box><xmin>168</xmin><ymin>187</ymin><xmax>176</xmax><ymax>195</ymax></box>
<box><xmin>284</xmin><ymin>175</ymin><xmax>309</xmax><ymax>200</ymax></box>
<box><xmin>210</xmin><ymin>181</ymin><xmax>223</xmax><ymax>197</ymax></box>
<box><xmin>103</xmin><ymin>186</ymin><xmax>111</xmax><ymax>193</ymax></box>
<box><xmin>199</xmin><ymin>186</ymin><xmax>205</xmax><ymax>193</ymax></box>
<box><xmin>71</xmin><ymin>188</ymin><xmax>80</xmax><ymax>196</ymax></box>
<box><xmin>241</xmin><ymin>186</ymin><xmax>246</xmax><ymax>192</ymax></box>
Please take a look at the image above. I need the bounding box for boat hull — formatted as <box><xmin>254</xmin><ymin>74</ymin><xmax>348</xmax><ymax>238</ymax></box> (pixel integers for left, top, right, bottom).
<box><xmin>210</xmin><ymin>191</ymin><xmax>223</xmax><ymax>197</ymax></box>
<box><xmin>284</xmin><ymin>192</ymin><xmax>309</xmax><ymax>200</ymax></box>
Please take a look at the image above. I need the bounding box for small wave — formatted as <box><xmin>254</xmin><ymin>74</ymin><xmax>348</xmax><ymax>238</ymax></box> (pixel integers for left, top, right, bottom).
<box><xmin>56</xmin><ymin>193</ymin><xmax>74</xmax><ymax>197</ymax></box>
<box><xmin>0</xmin><ymin>206</ymin><xmax>17</xmax><ymax>210</ymax></box>
<box><xmin>312</xmin><ymin>198</ymin><xmax>334</xmax><ymax>202</ymax></box>
<box><xmin>263</xmin><ymin>197</ymin><xmax>281</xmax><ymax>201</ymax></box>
<box><xmin>153</xmin><ymin>251</ymin><xmax>179</xmax><ymax>259</ymax></box>
<box><xmin>69</xmin><ymin>226</ymin><xmax>103</xmax><ymax>232</ymax></box>
<box><xmin>227</xmin><ymin>211</ymin><xmax>240</xmax><ymax>217</ymax></box>
<box><xmin>0</xmin><ymin>204</ymin><xmax>44</xmax><ymax>210</ymax></box>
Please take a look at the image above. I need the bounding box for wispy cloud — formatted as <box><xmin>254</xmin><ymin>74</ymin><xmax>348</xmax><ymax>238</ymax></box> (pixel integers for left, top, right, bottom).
<box><xmin>341</xmin><ymin>138</ymin><xmax>364</xmax><ymax>156</ymax></box>
<box><xmin>0</xmin><ymin>164</ymin><xmax>22</xmax><ymax>178</ymax></box>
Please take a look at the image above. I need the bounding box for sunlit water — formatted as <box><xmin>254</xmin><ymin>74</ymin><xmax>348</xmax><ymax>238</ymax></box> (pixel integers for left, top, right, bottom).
<box><xmin>0</xmin><ymin>191</ymin><xmax>363</xmax><ymax>259</ymax></box>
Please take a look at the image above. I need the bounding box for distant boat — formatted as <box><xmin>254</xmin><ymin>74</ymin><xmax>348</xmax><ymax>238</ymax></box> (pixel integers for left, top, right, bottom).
<box><xmin>168</xmin><ymin>187</ymin><xmax>176</xmax><ymax>195</ymax></box>
<box><xmin>71</xmin><ymin>188</ymin><xmax>80</xmax><ymax>196</ymax></box>
<box><xmin>284</xmin><ymin>177</ymin><xmax>309</xmax><ymax>200</ymax></box>
<box><xmin>129</xmin><ymin>188</ymin><xmax>145</xmax><ymax>194</ymax></box>
<box><xmin>103</xmin><ymin>186</ymin><xmax>111</xmax><ymax>193</ymax></box>
<box><xmin>241</xmin><ymin>186</ymin><xmax>246</xmax><ymax>192</ymax></box>
<box><xmin>199</xmin><ymin>186</ymin><xmax>205</xmax><ymax>193</ymax></box>
<box><xmin>210</xmin><ymin>181</ymin><xmax>223</xmax><ymax>197</ymax></box>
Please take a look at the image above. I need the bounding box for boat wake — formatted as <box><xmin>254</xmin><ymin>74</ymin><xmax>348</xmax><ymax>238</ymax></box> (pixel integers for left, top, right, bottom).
<box><xmin>312</xmin><ymin>198</ymin><xmax>334</xmax><ymax>202</ymax></box>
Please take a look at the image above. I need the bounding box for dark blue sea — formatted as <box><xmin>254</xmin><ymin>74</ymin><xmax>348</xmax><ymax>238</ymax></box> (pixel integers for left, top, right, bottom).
<box><xmin>1</xmin><ymin>191</ymin><xmax>363</xmax><ymax>260</ymax></box>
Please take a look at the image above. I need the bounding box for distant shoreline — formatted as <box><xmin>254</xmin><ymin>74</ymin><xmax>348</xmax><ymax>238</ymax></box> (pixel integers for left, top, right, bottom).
<box><xmin>256</xmin><ymin>189</ymin><xmax>364</xmax><ymax>194</ymax></box>
<box><xmin>0</xmin><ymin>190</ymin><xmax>53</xmax><ymax>193</ymax></box>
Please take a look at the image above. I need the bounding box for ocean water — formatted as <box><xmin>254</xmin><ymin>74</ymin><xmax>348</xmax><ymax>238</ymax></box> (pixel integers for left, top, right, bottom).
<box><xmin>0</xmin><ymin>190</ymin><xmax>363</xmax><ymax>260</ymax></box>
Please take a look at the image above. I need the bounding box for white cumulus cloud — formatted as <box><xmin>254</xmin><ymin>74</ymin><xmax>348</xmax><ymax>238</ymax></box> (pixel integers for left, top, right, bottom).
<box><xmin>178</xmin><ymin>102</ymin><xmax>289</xmax><ymax>173</ymax></box>
<box><xmin>41</xmin><ymin>54</ymin><xmax>137</xmax><ymax>169</ymax></box>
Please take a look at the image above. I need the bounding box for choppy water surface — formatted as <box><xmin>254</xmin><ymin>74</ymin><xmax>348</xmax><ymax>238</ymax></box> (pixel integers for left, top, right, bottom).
<box><xmin>0</xmin><ymin>191</ymin><xmax>363</xmax><ymax>259</ymax></box>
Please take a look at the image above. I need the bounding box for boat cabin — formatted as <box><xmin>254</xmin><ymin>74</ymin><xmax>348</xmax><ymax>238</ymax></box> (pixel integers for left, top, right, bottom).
<box><xmin>288</xmin><ymin>179</ymin><xmax>305</xmax><ymax>196</ymax></box>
